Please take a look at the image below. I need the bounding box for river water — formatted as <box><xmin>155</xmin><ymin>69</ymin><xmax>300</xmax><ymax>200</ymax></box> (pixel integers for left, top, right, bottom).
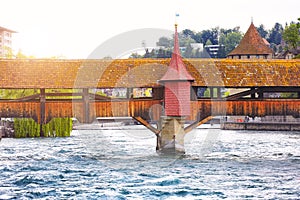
<box><xmin>0</xmin><ymin>125</ymin><xmax>299</xmax><ymax>199</ymax></box>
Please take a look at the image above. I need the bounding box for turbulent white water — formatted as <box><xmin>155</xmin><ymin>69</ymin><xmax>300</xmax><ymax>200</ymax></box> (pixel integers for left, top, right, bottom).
<box><xmin>0</xmin><ymin>126</ymin><xmax>299</xmax><ymax>199</ymax></box>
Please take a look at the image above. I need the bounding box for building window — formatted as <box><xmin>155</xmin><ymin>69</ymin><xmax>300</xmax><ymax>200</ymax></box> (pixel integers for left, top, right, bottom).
<box><xmin>133</xmin><ymin>88</ymin><xmax>152</xmax><ymax>98</ymax></box>
<box><xmin>247</xmin><ymin>55</ymin><xmax>250</xmax><ymax>59</ymax></box>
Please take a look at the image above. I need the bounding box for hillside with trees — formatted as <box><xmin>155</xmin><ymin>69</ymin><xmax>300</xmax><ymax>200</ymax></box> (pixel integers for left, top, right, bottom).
<box><xmin>131</xmin><ymin>19</ymin><xmax>299</xmax><ymax>59</ymax></box>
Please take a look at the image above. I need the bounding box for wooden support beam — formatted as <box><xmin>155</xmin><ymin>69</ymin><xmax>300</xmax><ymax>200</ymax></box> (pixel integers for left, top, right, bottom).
<box><xmin>251</xmin><ymin>87</ymin><xmax>256</xmax><ymax>99</ymax></box>
<box><xmin>15</xmin><ymin>94</ymin><xmax>40</xmax><ymax>102</ymax></box>
<box><xmin>127</xmin><ymin>88</ymin><xmax>133</xmax><ymax>99</ymax></box>
<box><xmin>191</xmin><ymin>87</ymin><xmax>198</xmax><ymax>101</ymax></box>
<box><xmin>184</xmin><ymin>116</ymin><xmax>213</xmax><ymax>134</ymax></box>
<box><xmin>216</xmin><ymin>87</ymin><xmax>221</xmax><ymax>99</ymax></box>
<box><xmin>82</xmin><ymin>88</ymin><xmax>90</xmax><ymax>123</ymax></box>
<box><xmin>46</xmin><ymin>92</ymin><xmax>83</xmax><ymax>97</ymax></box>
<box><xmin>132</xmin><ymin>116</ymin><xmax>160</xmax><ymax>135</ymax></box>
<box><xmin>40</xmin><ymin>89</ymin><xmax>46</xmax><ymax>137</ymax></box>
<box><xmin>93</xmin><ymin>93</ymin><xmax>111</xmax><ymax>101</ymax></box>
<box><xmin>226</xmin><ymin>88</ymin><xmax>259</xmax><ymax>100</ymax></box>
<box><xmin>258</xmin><ymin>88</ymin><xmax>263</xmax><ymax>99</ymax></box>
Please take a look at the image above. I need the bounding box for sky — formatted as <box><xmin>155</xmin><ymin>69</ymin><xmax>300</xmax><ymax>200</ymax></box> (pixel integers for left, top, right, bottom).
<box><xmin>0</xmin><ymin>0</ymin><xmax>299</xmax><ymax>58</ymax></box>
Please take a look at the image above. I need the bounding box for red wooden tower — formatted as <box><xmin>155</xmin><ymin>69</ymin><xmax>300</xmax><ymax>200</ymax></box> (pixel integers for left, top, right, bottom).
<box><xmin>157</xmin><ymin>24</ymin><xmax>195</xmax><ymax>154</ymax></box>
<box><xmin>159</xmin><ymin>24</ymin><xmax>194</xmax><ymax>116</ymax></box>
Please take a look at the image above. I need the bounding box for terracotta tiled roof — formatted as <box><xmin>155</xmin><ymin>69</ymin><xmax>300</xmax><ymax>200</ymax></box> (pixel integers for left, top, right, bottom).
<box><xmin>0</xmin><ymin>59</ymin><xmax>299</xmax><ymax>88</ymax></box>
<box><xmin>262</xmin><ymin>38</ymin><xmax>270</xmax><ymax>46</ymax></box>
<box><xmin>228</xmin><ymin>23</ymin><xmax>273</xmax><ymax>56</ymax></box>
<box><xmin>187</xmin><ymin>59</ymin><xmax>300</xmax><ymax>87</ymax></box>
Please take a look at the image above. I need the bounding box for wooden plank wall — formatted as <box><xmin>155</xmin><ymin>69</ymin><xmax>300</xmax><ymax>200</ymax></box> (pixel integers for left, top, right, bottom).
<box><xmin>0</xmin><ymin>102</ymin><xmax>40</xmax><ymax>121</ymax></box>
<box><xmin>190</xmin><ymin>100</ymin><xmax>300</xmax><ymax>121</ymax></box>
<box><xmin>0</xmin><ymin>100</ymin><xmax>299</xmax><ymax>123</ymax></box>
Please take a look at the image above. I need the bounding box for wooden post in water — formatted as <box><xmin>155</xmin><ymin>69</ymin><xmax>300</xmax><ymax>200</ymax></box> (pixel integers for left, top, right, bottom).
<box><xmin>82</xmin><ymin>88</ymin><xmax>90</xmax><ymax>123</ymax></box>
<box><xmin>40</xmin><ymin>88</ymin><xmax>46</xmax><ymax>137</ymax></box>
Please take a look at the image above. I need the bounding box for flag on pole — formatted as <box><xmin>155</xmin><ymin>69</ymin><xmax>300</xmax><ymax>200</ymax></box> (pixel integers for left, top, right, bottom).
<box><xmin>175</xmin><ymin>13</ymin><xmax>179</xmax><ymax>25</ymax></box>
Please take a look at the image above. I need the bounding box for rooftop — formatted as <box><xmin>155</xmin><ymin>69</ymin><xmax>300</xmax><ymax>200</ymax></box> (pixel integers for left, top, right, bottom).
<box><xmin>159</xmin><ymin>24</ymin><xmax>194</xmax><ymax>82</ymax></box>
<box><xmin>0</xmin><ymin>59</ymin><xmax>299</xmax><ymax>88</ymax></box>
<box><xmin>228</xmin><ymin>22</ymin><xmax>273</xmax><ymax>56</ymax></box>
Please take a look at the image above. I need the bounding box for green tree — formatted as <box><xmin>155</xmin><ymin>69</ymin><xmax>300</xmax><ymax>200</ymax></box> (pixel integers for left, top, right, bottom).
<box><xmin>200</xmin><ymin>28</ymin><xmax>219</xmax><ymax>45</ymax></box>
<box><xmin>217</xmin><ymin>45</ymin><xmax>226</xmax><ymax>58</ymax></box>
<box><xmin>205</xmin><ymin>39</ymin><xmax>212</xmax><ymax>46</ymax></box>
<box><xmin>129</xmin><ymin>53</ymin><xmax>142</xmax><ymax>58</ymax></box>
<box><xmin>257</xmin><ymin>24</ymin><xmax>268</xmax><ymax>38</ymax></box>
<box><xmin>156</xmin><ymin>36</ymin><xmax>172</xmax><ymax>47</ymax></box>
<box><xmin>157</xmin><ymin>48</ymin><xmax>165</xmax><ymax>58</ymax></box>
<box><xmin>268</xmin><ymin>23</ymin><xmax>283</xmax><ymax>45</ymax></box>
<box><xmin>3</xmin><ymin>46</ymin><xmax>14</xmax><ymax>58</ymax></box>
<box><xmin>183</xmin><ymin>44</ymin><xmax>193</xmax><ymax>58</ymax></box>
<box><xmin>200</xmin><ymin>30</ymin><xmax>212</xmax><ymax>45</ymax></box>
<box><xmin>219</xmin><ymin>32</ymin><xmax>243</xmax><ymax>55</ymax></box>
<box><xmin>193</xmin><ymin>32</ymin><xmax>202</xmax><ymax>43</ymax></box>
<box><xmin>0</xmin><ymin>89</ymin><xmax>38</xmax><ymax>99</ymax></box>
<box><xmin>16</xmin><ymin>49</ymin><xmax>28</xmax><ymax>58</ymax></box>
<box><xmin>182</xmin><ymin>29</ymin><xmax>195</xmax><ymax>39</ymax></box>
<box><xmin>283</xmin><ymin>23</ymin><xmax>300</xmax><ymax>49</ymax></box>
<box><xmin>210</xmin><ymin>27</ymin><xmax>220</xmax><ymax>45</ymax></box>
<box><xmin>143</xmin><ymin>49</ymin><xmax>151</xmax><ymax>58</ymax></box>
<box><xmin>178</xmin><ymin>33</ymin><xmax>195</xmax><ymax>47</ymax></box>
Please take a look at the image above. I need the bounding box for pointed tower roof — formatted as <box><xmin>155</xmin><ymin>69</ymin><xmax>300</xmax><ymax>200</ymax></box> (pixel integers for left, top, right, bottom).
<box><xmin>159</xmin><ymin>24</ymin><xmax>194</xmax><ymax>82</ymax></box>
<box><xmin>228</xmin><ymin>22</ymin><xmax>273</xmax><ymax>56</ymax></box>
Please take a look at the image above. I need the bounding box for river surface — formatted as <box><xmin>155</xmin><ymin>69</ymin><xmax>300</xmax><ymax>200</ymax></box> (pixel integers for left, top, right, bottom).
<box><xmin>0</xmin><ymin>125</ymin><xmax>299</xmax><ymax>199</ymax></box>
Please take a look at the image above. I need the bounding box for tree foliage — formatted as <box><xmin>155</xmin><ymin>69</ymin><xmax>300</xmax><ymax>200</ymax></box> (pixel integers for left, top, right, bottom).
<box><xmin>268</xmin><ymin>23</ymin><xmax>283</xmax><ymax>45</ymax></box>
<box><xmin>257</xmin><ymin>24</ymin><xmax>268</xmax><ymax>38</ymax></box>
<box><xmin>156</xmin><ymin>36</ymin><xmax>172</xmax><ymax>47</ymax></box>
<box><xmin>283</xmin><ymin>22</ymin><xmax>300</xmax><ymax>49</ymax></box>
<box><xmin>219</xmin><ymin>32</ymin><xmax>243</xmax><ymax>55</ymax></box>
<box><xmin>0</xmin><ymin>89</ymin><xmax>38</xmax><ymax>99</ymax></box>
<box><xmin>132</xmin><ymin>20</ymin><xmax>297</xmax><ymax>58</ymax></box>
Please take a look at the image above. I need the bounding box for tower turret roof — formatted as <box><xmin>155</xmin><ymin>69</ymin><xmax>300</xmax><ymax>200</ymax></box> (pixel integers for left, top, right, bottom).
<box><xmin>228</xmin><ymin>22</ymin><xmax>273</xmax><ymax>56</ymax></box>
<box><xmin>159</xmin><ymin>24</ymin><xmax>194</xmax><ymax>82</ymax></box>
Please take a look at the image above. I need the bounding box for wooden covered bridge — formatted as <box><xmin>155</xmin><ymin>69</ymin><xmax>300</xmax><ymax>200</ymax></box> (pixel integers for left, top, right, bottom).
<box><xmin>0</xmin><ymin>58</ymin><xmax>299</xmax><ymax>129</ymax></box>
